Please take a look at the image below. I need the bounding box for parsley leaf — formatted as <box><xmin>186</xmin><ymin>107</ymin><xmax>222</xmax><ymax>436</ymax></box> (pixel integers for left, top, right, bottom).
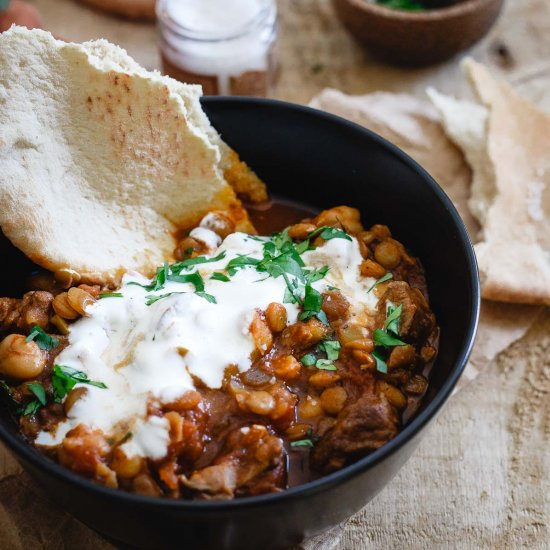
<box><xmin>300</xmin><ymin>353</ymin><xmax>317</xmax><ymax>367</ymax></box>
<box><xmin>21</xmin><ymin>400</ymin><xmax>42</xmax><ymax>417</ymax></box>
<box><xmin>99</xmin><ymin>292</ymin><xmax>123</xmax><ymax>299</ymax></box>
<box><xmin>52</xmin><ymin>365</ymin><xmax>106</xmax><ymax>402</ymax></box>
<box><xmin>129</xmin><ymin>261</ymin><xmax>169</xmax><ymax>292</ymax></box>
<box><xmin>315</xmin><ymin>359</ymin><xmax>337</xmax><ymax>371</ymax></box>
<box><xmin>210</xmin><ymin>272</ymin><xmax>230</xmax><ymax>282</ymax></box>
<box><xmin>367</xmin><ymin>272</ymin><xmax>393</xmax><ymax>294</ymax></box>
<box><xmin>375</xmin><ymin>0</ymin><xmax>425</xmax><ymax>12</ymax></box>
<box><xmin>290</xmin><ymin>439</ymin><xmax>314</xmax><ymax>449</ymax></box>
<box><xmin>385</xmin><ymin>304</ymin><xmax>403</xmax><ymax>335</ymax></box>
<box><xmin>373</xmin><ymin>329</ymin><xmax>406</xmax><ymax>348</ymax></box>
<box><xmin>168</xmin><ymin>271</ymin><xmax>205</xmax><ymax>292</ymax></box>
<box><xmin>26</xmin><ymin>325</ymin><xmax>59</xmax><ymax>351</ymax></box>
<box><xmin>307</xmin><ymin>226</ymin><xmax>352</xmax><ymax>243</ymax></box>
<box><xmin>195</xmin><ymin>291</ymin><xmax>217</xmax><ymax>304</ymax></box>
<box><xmin>318</xmin><ymin>340</ymin><xmax>341</xmax><ymax>361</ymax></box>
<box><xmin>171</xmin><ymin>251</ymin><xmax>227</xmax><ymax>274</ymax></box>
<box><xmin>145</xmin><ymin>292</ymin><xmax>185</xmax><ymax>306</ymax></box>
<box><xmin>373</xmin><ymin>350</ymin><xmax>388</xmax><ymax>374</ymax></box>
<box><xmin>298</xmin><ymin>284</ymin><xmax>328</xmax><ymax>324</ymax></box>
<box><xmin>28</xmin><ymin>383</ymin><xmax>47</xmax><ymax>406</ymax></box>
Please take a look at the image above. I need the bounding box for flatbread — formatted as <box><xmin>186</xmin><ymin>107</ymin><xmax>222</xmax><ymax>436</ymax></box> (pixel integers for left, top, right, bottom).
<box><xmin>77</xmin><ymin>0</ymin><xmax>156</xmax><ymax>20</ymax></box>
<box><xmin>0</xmin><ymin>27</ymin><xmax>255</xmax><ymax>283</ymax></box>
<box><xmin>310</xmin><ymin>89</ymin><xmax>477</xmax><ymax>235</ymax></box>
<box><xmin>430</xmin><ymin>60</ymin><xmax>550</xmax><ymax>306</ymax></box>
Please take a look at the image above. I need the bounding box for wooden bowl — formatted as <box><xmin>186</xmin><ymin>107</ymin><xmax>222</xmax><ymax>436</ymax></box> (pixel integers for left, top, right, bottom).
<box><xmin>333</xmin><ymin>0</ymin><xmax>504</xmax><ymax>66</ymax></box>
<box><xmin>76</xmin><ymin>0</ymin><xmax>156</xmax><ymax>20</ymax></box>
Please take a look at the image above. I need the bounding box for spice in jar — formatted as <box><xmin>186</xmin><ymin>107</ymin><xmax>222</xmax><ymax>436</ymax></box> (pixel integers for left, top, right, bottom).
<box><xmin>157</xmin><ymin>0</ymin><xmax>278</xmax><ymax>97</ymax></box>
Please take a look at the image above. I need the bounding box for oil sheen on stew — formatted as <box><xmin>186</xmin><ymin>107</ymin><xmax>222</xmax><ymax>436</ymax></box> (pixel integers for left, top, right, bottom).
<box><xmin>0</xmin><ymin>202</ymin><xmax>439</xmax><ymax>499</ymax></box>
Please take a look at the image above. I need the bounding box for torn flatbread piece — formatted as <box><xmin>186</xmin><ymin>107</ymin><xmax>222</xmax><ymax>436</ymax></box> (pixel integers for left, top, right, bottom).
<box><xmin>430</xmin><ymin>60</ymin><xmax>550</xmax><ymax>306</ymax></box>
<box><xmin>0</xmin><ymin>27</ymin><xmax>263</xmax><ymax>284</ymax></box>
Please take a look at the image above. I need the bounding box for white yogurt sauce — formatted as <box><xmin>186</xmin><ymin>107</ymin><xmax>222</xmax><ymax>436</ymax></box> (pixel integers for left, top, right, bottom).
<box><xmin>36</xmin><ymin>230</ymin><xmax>379</xmax><ymax>459</ymax></box>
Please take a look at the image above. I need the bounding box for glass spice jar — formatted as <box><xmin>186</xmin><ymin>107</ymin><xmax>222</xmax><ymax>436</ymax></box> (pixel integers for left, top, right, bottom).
<box><xmin>157</xmin><ymin>0</ymin><xmax>278</xmax><ymax>97</ymax></box>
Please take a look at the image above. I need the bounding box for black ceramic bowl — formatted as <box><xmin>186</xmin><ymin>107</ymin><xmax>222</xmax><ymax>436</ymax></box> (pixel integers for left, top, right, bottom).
<box><xmin>0</xmin><ymin>98</ymin><xmax>479</xmax><ymax>550</ymax></box>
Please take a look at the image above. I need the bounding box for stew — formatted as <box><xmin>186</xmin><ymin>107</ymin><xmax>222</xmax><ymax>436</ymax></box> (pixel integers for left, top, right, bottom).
<box><xmin>0</xmin><ymin>204</ymin><xmax>438</xmax><ymax>499</ymax></box>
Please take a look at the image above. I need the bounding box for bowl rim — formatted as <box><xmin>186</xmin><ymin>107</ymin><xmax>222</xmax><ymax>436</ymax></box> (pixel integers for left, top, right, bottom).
<box><xmin>342</xmin><ymin>0</ymin><xmax>503</xmax><ymax>21</ymax></box>
<box><xmin>0</xmin><ymin>96</ymin><xmax>480</xmax><ymax>512</ymax></box>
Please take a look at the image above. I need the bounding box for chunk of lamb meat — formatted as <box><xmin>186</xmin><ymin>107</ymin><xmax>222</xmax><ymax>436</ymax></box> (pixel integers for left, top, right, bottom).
<box><xmin>181</xmin><ymin>424</ymin><xmax>284</xmax><ymax>499</ymax></box>
<box><xmin>0</xmin><ymin>291</ymin><xmax>53</xmax><ymax>332</ymax></box>
<box><xmin>311</xmin><ymin>391</ymin><xmax>399</xmax><ymax>473</ymax></box>
<box><xmin>376</xmin><ymin>281</ymin><xmax>435</xmax><ymax>343</ymax></box>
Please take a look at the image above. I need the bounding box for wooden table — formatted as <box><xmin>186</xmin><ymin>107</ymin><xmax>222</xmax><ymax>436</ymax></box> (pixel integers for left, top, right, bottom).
<box><xmin>5</xmin><ymin>1</ymin><xmax>549</xmax><ymax>548</ymax></box>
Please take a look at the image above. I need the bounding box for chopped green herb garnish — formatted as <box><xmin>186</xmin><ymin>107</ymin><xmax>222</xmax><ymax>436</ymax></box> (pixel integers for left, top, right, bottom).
<box><xmin>315</xmin><ymin>359</ymin><xmax>337</xmax><ymax>371</ymax></box>
<box><xmin>145</xmin><ymin>292</ymin><xmax>178</xmax><ymax>306</ymax></box>
<box><xmin>171</xmin><ymin>251</ymin><xmax>227</xmax><ymax>274</ymax></box>
<box><xmin>307</xmin><ymin>226</ymin><xmax>352</xmax><ymax>243</ymax></box>
<box><xmin>318</xmin><ymin>340</ymin><xmax>341</xmax><ymax>361</ymax></box>
<box><xmin>301</xmin><ymin>353</ymin><xmax>317</xmax><ymax>367</ymax></box>
<box><xmin>128</xmin><ymin>261</ymin><xmax>169</xmax><ymax>292</ymax></box>
<box><xmin>373</xmin><ymin>329</ymin><xmax>406</xmax><ymax>348</ymax></box>
<box><xmin>169</xmin><ymin>271</ymin><xmax>205</xmax><ymax>291</ymax></box>
<box><xmin>298</xmin><ymin>284</ymin><xmax>329</xmax><ymax>324</ymax></box>
<box><xmin>28</xmin><ymin>383</ymin><xmax>47</xmax><ymax>406</ymax></box>
<box><xmin>210</xmin><ymin>272</ymin><xmax>230</xmax><ymax>282</ymax></box>
<box><xmin>290</xmin><ymin>439</ymin><xmax>314</xmax><ymax>449</ymax></box>
<box><xmin>21</xmin><ymin>400</ymin><xmax>42</xmax><ymax>417</ymax></box>
<box><xmin>373</xmin><ymin>350</ymin><xmax>388</xmax><ymax>374</ymax></box>
<box><xmin>385</xmin><ymin>304</ymin><xmax>403</xmax><ymax>335</ymax></box>
<box><xmin>52</xmin><ymin>365</ymin><xmax>107</xmax><ymax>402</ymax></box>
<box><xmin>99</xmin><ymin>292</ymin><xmax>124</xmax><ymax>299</ymax></box>
<box><xmin>195</xmin><ymin>291</ymin><xmax>217</xmax><ymax>304</ymax></box>
<box><xmin>26</xmin><ymin>325</ymin><xmax>59</xmax><ymax>351</ymax></box>
<box><xmin>367</xmin><ymin>272</ymin><xmax>393</xmax><ymax>294</ymax></box>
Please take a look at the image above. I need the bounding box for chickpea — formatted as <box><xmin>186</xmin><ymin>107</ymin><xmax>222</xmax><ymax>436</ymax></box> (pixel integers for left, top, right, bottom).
<box><xmin>52</xmin><ymin>292</ymin><xmax>79</xmax><ymax>320</ymax></box>
<box><xmin>54</xmin><ymin>268</ymin><xmax>81</xmax><ymax>289</ymax></box>
<box><xmin>358</xmin><ymin>230</ymin><xmax>376</xmax><ymax>246</ymax></box>
<box><xmin>378</xmin><ymin>381</ymin><xmax>407</xmax><ymax>410</ymax></box>
<box><xmin>64</xmin><ymin>387</ymin><xmax>88</xmax><ymax>415</ymax></box>
<box><xmin>265</xmin><ymin>302</ymin><xmax>287</xmax><ymax>333</ymax></box>
<box><xmin>352</xmin><ymin>349</ymin><xmax>374</xmax><ymax>364</ymax></box>
<box><xmin>337</xmin><ymin>323</ymin><xmax>368</xmax><ymax>346</ymax></box>
<box><xmin>308</xmin><ymin>370</ymin><xmax>341</xmax><ymax>389</ymax></box>
<box><xmin>50</xmin><ymin>314</ymin><xmax>70</xmax><ymax>335</ymax></box>
<box><xmin>0</xmin><ymin>334</ymin><xmax>46</xmax><ymax>380</ymax></box>
<box><xmin>320</xmin><ymin>386</ymin><xmax>348</xmax><ymax>415</ymax></box>
<box><xmin>344</xmin><ymin>338</ymin><xmax>374</xmax><ymax>352</ymax></box>
<box><xmin>370</xmin><ymin>224</ymin><xmax>391</xmax><ymax>240</ymax></box>
<box><xmin>387</xmin><ymin>345</ymin><xmax>416</xmax><ymax>369</ymax></box>
<box><xmin>288</xmin><ymin>223</ymin><xmax>316</xmax><ymax>240</ymax></box>
<box><xmin>111</xmin><ymin>447</ymin><xmax>144</xmax><ymax>479</ymax></box>
<box><xmin>360</xmin><ymin>259</ymin><xmax>386</xmax><ymax>279</ymax></box>
<box><xmin>285</xmin><ymin>423</ymin><xmax>311</xmax><ymax>440</ymax></box>
<box><xmin>174</xmin><ymin>236</ymin><xmax>202</xmax><ymax>261</ymax></box>
<box><xmin>250</xmin><ymin>311</ymin><xmax>273</xmax><ymax>355</ymax></box>
<box><xmin>67</xmin><ymin>287</ymin><xmax>95</xmax><ymax>316</ymax></box>
<box><xmin>298</xmin><ymin>395</ymin><xmax>323</xmax><ymax>419</ymax></box>
<box><xmin>272</xmin><ymin>355</ymin><xmax>301</xmax><ymax>380</ymax></box>
<box><xmin>200</xmin><ymin>211</ymin><xmax>235</xmax><ymax>239</ymax></box>
<box><xmin>359</xmin><ymin>355</ymin><xmax>376</xmax><ymax>371</ymax></box>
<box><xmin>374</xmin><ymin>239</ymin><xmax>401</xmax><ymax>269</ymax></box>
<box><xmin>246</xmin><ymin>390</ymin><xmax>276</xmax><ymax>415</ymax></box>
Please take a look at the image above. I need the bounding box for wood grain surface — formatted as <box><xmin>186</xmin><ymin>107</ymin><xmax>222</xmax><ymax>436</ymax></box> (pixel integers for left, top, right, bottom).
<box><xmin>3</xmin><ymin>1</ymin><xmax>549</xmax><ymax>548</ymax></box>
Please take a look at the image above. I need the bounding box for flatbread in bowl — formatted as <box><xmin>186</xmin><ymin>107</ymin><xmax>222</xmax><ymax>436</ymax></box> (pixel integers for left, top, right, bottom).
<box><xmin>0</xmin><ymin>27</ymin><xmax>264</xmax><ymax>284</ymax></box>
